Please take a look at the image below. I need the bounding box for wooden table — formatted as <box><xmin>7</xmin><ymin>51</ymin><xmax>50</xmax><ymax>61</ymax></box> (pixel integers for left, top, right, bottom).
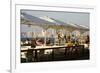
<box><xmin>21</xmin><ymin>45</ymin><xmax>69</xmax><ymax>61</ymax></box>
<box><xmin>21</xmin><ymin>45</ymin><xmax>84</xmax><ymax>62</ymax></box>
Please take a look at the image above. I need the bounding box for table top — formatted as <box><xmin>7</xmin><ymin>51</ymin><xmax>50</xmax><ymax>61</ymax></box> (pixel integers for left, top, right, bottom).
<box><xmin>35</xmin><ymin>45</ymin><xmax>67</xmax><ymax>49</ymax></box>
<box><xmin>21</xmin><ymin>45</ymin><xmax>68</xmax><ymax>52</ymax></box>
<box><xmin>21</xmin><ymin>44</ymin><xmax>85</xmax><ymax>52</ymax></box>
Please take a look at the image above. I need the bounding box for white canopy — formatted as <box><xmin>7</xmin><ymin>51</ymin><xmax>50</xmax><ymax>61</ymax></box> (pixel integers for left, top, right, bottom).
<box><xmin>21</xmin><ymin>12</ymin><xmax>89</xmax><ymax>45</ymax></box>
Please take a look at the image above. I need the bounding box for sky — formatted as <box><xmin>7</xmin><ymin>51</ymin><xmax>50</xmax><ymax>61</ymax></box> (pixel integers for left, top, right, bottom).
<box><xmin>21</xmin><ymin>9</ymin><xmax>90</xmax><ymax>27</ymax></box>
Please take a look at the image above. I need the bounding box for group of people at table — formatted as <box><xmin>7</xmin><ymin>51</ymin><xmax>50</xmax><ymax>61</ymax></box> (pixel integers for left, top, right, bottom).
<box><xmin>21</xmin><ymin>33</ymin><xmax>89</xmax><ymax>62</ymax></box>
<box><xmin>21</xmin><ymin>34</ymin><xmax>89</xmax><ymax>48</ymax></box>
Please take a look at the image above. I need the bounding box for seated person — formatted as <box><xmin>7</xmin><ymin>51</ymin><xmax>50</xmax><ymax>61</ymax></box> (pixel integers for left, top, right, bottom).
<box><xmin>46</xmin><ymin>39</ymin><xmax>51</xmax><ymax>46</ymax></box>
<box><xmin>31</xmin><ymin>39</ymin><xmax>36</xmax><ymax>48</ymax></box>
<box><xmin>65</xmin><ymin>41</ymin><xmax>73</xmax><ymax>47</ymax></box>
